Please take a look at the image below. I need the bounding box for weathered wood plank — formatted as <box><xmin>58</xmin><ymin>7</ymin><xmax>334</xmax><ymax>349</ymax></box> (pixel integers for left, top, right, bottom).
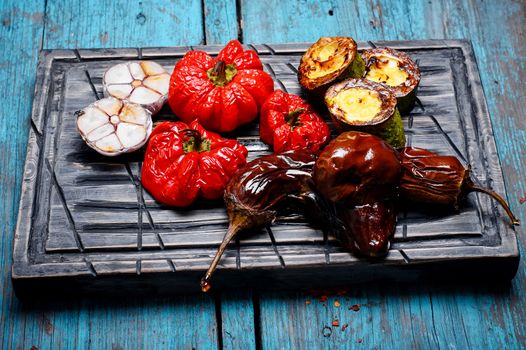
<box><xmin>242</xmin><ymin>0</ymin><xmax>526</xmax><ymax>349</ymax></box>
<box><xmin>0</xmin><ymin>1</ymin><xmax>46</xmax><ymax>349</ymax></box>
<box><xmin>203</xmin><ymin>0</ymin><xmax>238</xmax><ymax>44</ymax></box>
<box><xmin>220</xmin><ymin>292</ymin><xmax>256</xmax><ymax>350</ymax></box>
<box><xmin>44</xmin><ymin>0</ymin><xmax>206</xmax><ymax>48</ymax></box>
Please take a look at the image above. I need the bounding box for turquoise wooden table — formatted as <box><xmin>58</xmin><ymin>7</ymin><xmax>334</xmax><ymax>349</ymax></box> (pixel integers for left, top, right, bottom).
<box><xmin>1</xmin><ymin>0</ymin><xmax>525</xmax><ymax>349</ymax></box>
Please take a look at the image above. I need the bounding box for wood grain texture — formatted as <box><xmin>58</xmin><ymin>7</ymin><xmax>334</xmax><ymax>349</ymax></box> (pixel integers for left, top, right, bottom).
<box><xmin>203</xmin><ymin>0</ymin><xmax>238</xmax><ymax>44</ymax></box>
<box><xmin>241</xmin><ymin>1</ymin><xmax>526</xmax><ymax>349</ymax></box>
<box><xmin>44</xmin><ymin>0</ymin><xmax>206</xmax><ymax>48</ymax></box>
<box><xmin>2</xmin><ymin>1</ymin><xmax>526</xmax><ymax>349</ymax></box>
<box><xmin>0</xmin><ymin>1</ymin><xmax>46</xmax><ymax>349</ymax></box>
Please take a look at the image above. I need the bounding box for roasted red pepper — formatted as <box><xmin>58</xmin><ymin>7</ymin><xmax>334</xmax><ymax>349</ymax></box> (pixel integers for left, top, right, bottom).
<box><xmin>168</xmin><ymin>40</ymin><xmax>275</xmax><ymax>133</ymax></box>
<box><xmin>141</xmin><ymin>121</ymin><xmax>248</xmax><ymax>207</ymax></box>
<box><xmin>260</xmin><ymin>90</ymin><xmax>331</xmax><ymax>153</ymax></box>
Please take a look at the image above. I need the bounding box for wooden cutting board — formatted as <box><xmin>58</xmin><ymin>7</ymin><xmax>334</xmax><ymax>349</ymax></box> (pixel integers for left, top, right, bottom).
<box><xmin>12</xmin><ymin>40</ymin><xmax>519</xmax><ymax>298</ymax></box>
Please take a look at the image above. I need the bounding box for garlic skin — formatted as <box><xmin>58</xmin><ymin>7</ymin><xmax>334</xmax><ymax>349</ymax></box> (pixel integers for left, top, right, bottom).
<box><xmin>76</xmin><ymin>97</ymin><xmax>152</xmax><ymax>156</ymax></box>
<box><xmin>103</xmin><ymin>61</ymin><xmax>170</xmax><ymax>115</ymax></box>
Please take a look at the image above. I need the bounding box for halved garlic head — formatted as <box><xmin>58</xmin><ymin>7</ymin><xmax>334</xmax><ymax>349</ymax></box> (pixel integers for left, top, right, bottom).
<box><xmin>76</xmin><ymin>97</ymin><xmax>152</xmax><ymax>156</ymax></box>
<box><xmin>103</xmin><ymin>61</ymin><xmax>170</xmax><ymax>115</ymax></box>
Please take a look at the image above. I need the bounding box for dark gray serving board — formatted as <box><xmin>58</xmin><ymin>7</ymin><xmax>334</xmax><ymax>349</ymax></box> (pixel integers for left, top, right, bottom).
<box><xmin>12</xmin><ymin>40</ymin><xmax>519</xmax><ymax>298</ymax></box>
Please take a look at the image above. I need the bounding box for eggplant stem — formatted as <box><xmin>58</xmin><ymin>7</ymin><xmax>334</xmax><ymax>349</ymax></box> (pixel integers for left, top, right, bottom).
<box><xmin>470</xmin><ymin>185</ymin><xmax>520</xmax><ymax>226</ymax></box>
<box><xmin>200</xmin><ymin>216</ymin><xmax>248</xmax><ymax>292</ymax></box>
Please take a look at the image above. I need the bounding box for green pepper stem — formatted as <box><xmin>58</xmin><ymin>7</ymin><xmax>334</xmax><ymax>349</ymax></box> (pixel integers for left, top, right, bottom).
<box><xmin>285</xmin><ymin>108</ymin><xmax>305</xmax><ymax>129</ymax></box>
<box><xmin>469</xmin><ymin>184</ymin><xmax>520</xmax><ymax>226</ymax></box>
<box><xmin>181</xmin><ymin>129</ymin><xmax>211</xmax><ymax>153</ymax></box>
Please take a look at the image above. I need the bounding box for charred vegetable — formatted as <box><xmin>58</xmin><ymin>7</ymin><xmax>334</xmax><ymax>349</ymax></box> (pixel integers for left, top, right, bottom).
<box><xmin>141</xmin><ymin>121</ymin><xmax>248</xmax><ymax>207</ymax></box>
<box><xmin>325</xmin><ymin>78</ymin><xmax>405</xmax><ymax>148</ymax></box>
<box><xmin>168</xmin><ymin>40</ymin><xmax>274</xmax><ymax>133</ymax></box>
<box><xmin>298</xmin><ymin>37</ymin><xmax>365</xmax><ymax>96</ymax></box>
<box><xmin>314</xmin><ymin>131</ymin><xmax>401</xmax><ymax>257</ymax></box>
<box><xmin>103</xmin><ymin>61</ymin><xmax>170</xmax><ymax>115</ymax></box>
<box><xmin>76</xmin><ymin>97</ymin><xmax>152</xmax><ymax>156</ymax></box>
<box><xmin>362</xmin><ymin>48</ymin><xmax>420</xmax><ymax>114</ymax></box>
<box><xmin>201</xmin><ymin>151</ymin><xmax>318</xmax><ymax>292</ymax></box>
<box><xmin>399</xmin><ymin>147</ymin><xmax>519</xmax><ymax>225</ymax></box>
<box><xmin>260</xmin><ymin>90</ymin><xmax>331</xmax><ymax>153</ymax></box>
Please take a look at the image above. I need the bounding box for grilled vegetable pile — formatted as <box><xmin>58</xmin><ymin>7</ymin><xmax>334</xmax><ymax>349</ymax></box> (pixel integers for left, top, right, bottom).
<box><xmin>73</xmin><ymin>36</ymin><xmax>519</xmax><ymax>292</ymax></box>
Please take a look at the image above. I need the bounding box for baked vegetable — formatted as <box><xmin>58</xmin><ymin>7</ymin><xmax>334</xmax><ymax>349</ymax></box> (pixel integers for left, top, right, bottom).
<box><xmin>260</xmin><ymin>90</ymin><xmax>331</xmax><ymax>153</ymax></box>
<box><xmin>201</xmin><ymin>151</ymin><xmax>318</xmax><ymax>292</ymax></box>
<box><xmin>76</xmin><ymin>97</ymin><xmax>152</xmax><ymax>156</ymax></box>
<box><xmin>399</xmin><ymin>147</ymin><xmax>519</xmax><ymax>225</ymax></box>
<box><xmin>313</xmin><ymin>131</ymin><xmax>401</xmax><ymax>257</ymax></box>
<box><xmin>325</xmin><ymin>78</ymin><xmax>405</xmax><ymax>148</ymax></box>
<box><xmin>168</xmin><ymin>40</ymin><xmax>274</xmax><ymax>133</ymax></box>
<box><xmin>362</xmin><ymin>48</ymin><xmax>420</xmax><ymax>114</ymax></box>
<box><xmin>103</xmin><ymin>61</ymin><xmax>170</xmax><ymax>115</ymax></box>
<box><xmin>298</xmin><ymin>37</ymin><xmax>364</xmax><ymax>95</ymax></box>
<box><xmin>141</xmin><ymin>121</ymin><xmax>248</xmax><ymax>207</ymax></box>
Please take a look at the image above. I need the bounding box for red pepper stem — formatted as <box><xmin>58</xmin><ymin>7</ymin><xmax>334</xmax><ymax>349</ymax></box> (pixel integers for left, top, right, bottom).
<box><xmin>200</xmin><ymin>215</ymin><xmax>250</xmax><ymax>292</ymax></box>
<box><xmin>211</xmin><ymin>60</ymin><xmax>227</xmax><ymax>83</ymax></box>
<box><xmin>285</xmin><ymin>108</ymin><xmax>305</xmax><ymax>129</ymax></box>
<box><xmin>469</xmin><ymin>184</ymin><xmax>520</xmax><ymax>226</ymax></box>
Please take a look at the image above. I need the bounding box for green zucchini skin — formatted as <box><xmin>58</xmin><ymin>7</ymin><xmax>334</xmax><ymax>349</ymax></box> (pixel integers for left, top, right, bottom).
<box><xmin>347</xmin><ymin>53</ymin><xmax>365</xmax><ymax>79</ymax></box>
<box><xmin>333</xmin><ymin>108</ymin><xmax>406</xmax><ymax>149</ymax></box>
<box><xmin>395</xmin><ymin>88</ymin><xmax>417</xmax><ymax>115</ymax></box>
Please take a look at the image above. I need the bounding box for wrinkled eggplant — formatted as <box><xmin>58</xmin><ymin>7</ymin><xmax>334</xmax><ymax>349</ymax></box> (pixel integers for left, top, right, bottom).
<box><xmin>201</xmin><ymin>151</ymin><xmax>318</xmax><ymax>292</ymax></box>
<box><xmin>399</xmin><ymin>147</ymin><xmax>519</xmax><ymax>225</ymax></box>
<box><xmin>338</xmin><ymin>200</ymin><xmax>397</xmax><ymax>257</ymax></box>
<box><xmin>313</xmin><ymin>131</ymin><xmax>402</xmax><ymax>257</ymax></box>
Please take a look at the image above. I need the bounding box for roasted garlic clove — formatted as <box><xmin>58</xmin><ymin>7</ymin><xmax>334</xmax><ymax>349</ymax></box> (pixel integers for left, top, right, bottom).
<box><xmin>76</xmin><ymin>97</ymin><xmax>152</xmax><ymax>156</ymax></box>
<box><xmin>103</xmin><ymin>61</ymin><xmax>170</xmax><ymax>115</ymax></box>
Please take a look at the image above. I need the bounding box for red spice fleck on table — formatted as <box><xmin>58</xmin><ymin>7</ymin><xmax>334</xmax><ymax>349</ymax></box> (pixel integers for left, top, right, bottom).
<box><xmin>519</xmin><ymin>192</ymin><xmax>526</xmax><ymax>204</ymax></box>
<box><xmin>349</xmin><ymin>304</ymin><xmax>361</xmax><ymax>312</ymax></box>
<box><xmin>305</xmin><ymin>300</ymin><xmax>311</xmax><ymax>305</ymax></box>
<box><xmin>334</xmin><ymin>300</ymin><xmax>341</xmax><ymax>307</ymax></box>
<box><xmin>341</xmin><ymin>323</ymin><xmax>349</xmax><ymax>331</ymax></box>
<box><xmin>332</xmin><ymin>319</ymin><xmax>340</xmax><ymax>327</ymax></box>
<box><xmin>319</xmin><ymin>295</ymin><xmax>328</xmax><ymax>302</ymax></box>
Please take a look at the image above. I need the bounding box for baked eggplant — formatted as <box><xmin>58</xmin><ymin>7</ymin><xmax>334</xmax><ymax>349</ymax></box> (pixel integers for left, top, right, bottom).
<box><xmin>362</xmin><ymin>47</ymin><xmax>420</xmax><ymax>114</ymax></box>
<box><xmin>324</xmin><ymin>78</ymin><xmax>405</xmax><ymax>148</ymax></box>
<box><xmin>298</xmin><ymin>37</ymin><xmax>364</xmax><ymax>98</ymax></box>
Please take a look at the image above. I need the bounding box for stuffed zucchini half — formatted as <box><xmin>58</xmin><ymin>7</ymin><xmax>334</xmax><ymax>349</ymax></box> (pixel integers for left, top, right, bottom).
<box><xmin>298</xmin><ymin>37</ymin><xmax>365</xmax><ymax>97</ymax></box>
<box><xmin>362</xmin><ymin>48</ymin><xmax>420</xmax><ymax>114</ymax></box>
<box><xmin>325</xmin><ymin>78</ymin><xmax>405</xmax><ymax>148</ymax></box>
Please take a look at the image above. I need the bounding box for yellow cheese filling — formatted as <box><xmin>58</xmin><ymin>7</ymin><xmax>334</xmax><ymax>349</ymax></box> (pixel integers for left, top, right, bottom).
<box><xmin>330</xmin><ymin>88</ymin><xmax>382</xmax><ymax>123</ymax></box>
<box><xmin>365</xmin><ymin>55</ymin><xmax>409</xmax><ymax>87</ymax></box>
<box><xmin>306</xmin><ymin>42</ymin><xmax>346</xmax><ymax>79</ymax></box>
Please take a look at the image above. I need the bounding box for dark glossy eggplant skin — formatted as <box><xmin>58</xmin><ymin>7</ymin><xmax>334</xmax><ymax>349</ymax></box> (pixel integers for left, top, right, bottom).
<box><xmin>399</xmin><ymin>147</ymin><xmax>519</xmax><ymax>225</ymax></box>
<box><xmin>337</xmin><ymin>200</ymin><xmax>397</xmax><ymax>257</ymax></box>
<box><xmin>201</xmin><ymin>151</ymin><xmax>318</xmax><ymax>292</ymax></box>
<box><xmin>313</xmin><ymin>131</ymin><xmax>401</xmax><ymax>258</ymax></box>
<box><xmin>314</xmin><ymin>131</ymin><xmax>401</xmax><ymax>206</ymax></box>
